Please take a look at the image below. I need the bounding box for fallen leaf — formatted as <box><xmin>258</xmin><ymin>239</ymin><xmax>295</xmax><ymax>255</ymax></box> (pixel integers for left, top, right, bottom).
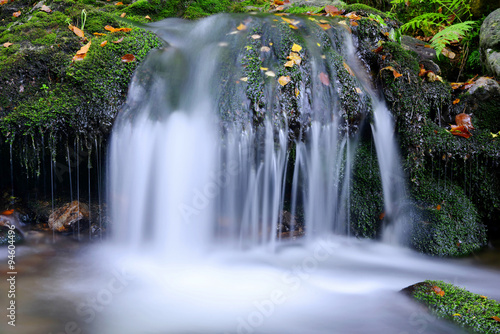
<box><xmin>345</xmin><ymin>12</ymin><xmax>361</xmax><ymax>20</ymax></box>
<box><xmin>236</xmin><ymin>23</ymin><xmax>247</xmax><ymax>31</ymax></box>
<box><xmin>381</xmin><ymin>66</ymin><xmax>402</xmax><ymax>79</ymax></box>
<box><xmin>436</xmin><ymin>204</ymin><xmax>441</xmax><ymax>210</ymax></box>
<box><xmin>120</xmin><ymin>12</ymin><xmax>126</xmax><ymax>18</ymax></box>
<box><xmin>318</xmin><ymin>23</ymin><xmax>332</xmax><ymax>30</ymax></box>
<box><xmin>240</xmin><ymin>77</ymin><xmax>248</xmax><ymax>82</ymax></box>
<box><xmin>325</xmin><ymin>5</ymin><xmax>341</xmax><ymax>16</ymax></box>
<box><xmin>491</xmin><ymin>132</ymin><xmax>499</xmax><ymax>138</ymax></box>
<box><xmin>453</xmin><ymin>313</ymin><xmax>461</xmax><ymax>317</ymax></box>
<box><xmin>432</xmin><ymin>285</ymin><xmax>445</xmax><ymax>297</ymax></box>
<box><xmin>350</xmin><ymin>20</ymin><xmax>359</xmax><ymax>26</ymax></box>
<box><xmin>480</xmin><ymin>295</ymin><xmax>487</xmax><ymax>299</ymax></box>
<box><xmin>265</xmin><ymin>71</ymin><xmax>275</xmax><ymax>77</ymax></box>
<box><xmin>379</xmin><ymin>212</ymin><xmax>385</xmax><ymax>220</ymax></box>
<box><xmin>450</xmin><ymin>125</ymin><xmax>472</xmax><ymax>139</ymax></box>
<box><xmin>251</xmin><ymin>34</ymin><xmax>261</xmax><ymax>39</ymax></box>
<box><xmin>441</xmin><ymin>47</ymin><xmax>456</xmax><ymax>59</ymax></box>
<box><xmin>287</xmin><ymin>52</ymin><xmax>301</xmax><ymax>65</ymax></box>
<box><xmin>343</xmin><ymin>62</ymin><xmax>355</xmax><ymax>76</ymax></box>
<box><xmin>492</xmin><ymin>316</ymin><xmax>500</xmax><ymax>322</ymax></box>
<box><xmin>274</xmin><ymin>0</ymin><xmax>284</xmax><ymax>4</ymax></box>
<box><xmin>372</xmin><ymin>46</ymin><xmax>383</xmax><ymax>53</ymax></box>
<box><xmin>276</xmin><ymin>5</ymin><xmax>284</xmax><ymax>11</ymax></box>
<box><xmin>69</xmin><ymin>24</ymin><xmax>85</xmax><ymax>38</ymax></box>
<box><xmin>93</xmin><ymin>32</ymin><xmax>107</xmax><ymax>36</ymax></box>
<box><xmin>121</xmin><ymin>54</ymin><xmax>136</xmax><ymax>62</ymax></box>
<box><xmin>260</xmin><ymin>46</ymin><xmax>271</xmax><ymax>52</ymax></box>
<box><xmin>1</xmin><ymin>209</ymin><xmax>14</xmax><ymax>215</ymax></box>
<box><xmin>112</xmin><ymin>37</ymin><xmax>124</xmax><ymax>43</ymax></box>
<box><xmin>284</xmin><ymin>60</ymin><xmax>294</xmax><ymax>67</ymax></box>
<box><xmin>453</xmin><ymin>98</ymin><xmax>460</xmax><ymax>105</ymax></box>
<box><xmin>40</xmin><ymin>5</ymin><xmax>52</xmax><ymax>12</ymax></box>
<box><xmin>0</xmin><ymin>0</ymin><xmax>8</xmax><ymax>5</ymax></box>
<box><xmin>278</xmin><ymin>75</ymin><xmax>291</xmax><ymax>86</ymax></box>
<box><xmin>337</xmin><ymin>20</ymin><xmax>352</xmax><ymax>33</ymax></box>
<box><xmin>100</xmin><ymin>40</ymin><xmax>108</xmax><ymax>47</ymax></box>
<box><xmin>115</xmin><ymin>1</ymin><xmax>123</xmax><ymax>5</ymax></box>
<box><xmin>260</xmin><ymin>67</ymin><xmax>268</xmax><ymax>71</ymax></box>
<box><xmin>295</xmin><ymin>87</ymin><xmax>299</xmax><ymax>97</ymax></box>
<box><xmin>105</xmin><ymin>25</ymin><xmax>132</xmax><ymax>33</ymax></box>
<box><xmin>3</xmin><ymin>42</ymin><xmax>13</xmax><ymax>48</ymax></box>
<box><xmin>145</xmin><ymin>15</ymin><xmax>151</xmax><ymax>20</ymax></box>
<box><xmin>291</xmin><ymin>43</ymin><xmax>302</xmax><ymax>52</ymax></box>
<box><xmin>456</xmin><ymin>113</ymin><xmax>474</xmax><ymax>130</ymax></box>
<box><xmin>319</xmin><ymin>72</ymin><xmax>329</xmax><ymax>86</ymax></box>
<box><xmin>72</xmin><ymin>40</ymin><xmax>91</xmax><ymax>61</ymax></box>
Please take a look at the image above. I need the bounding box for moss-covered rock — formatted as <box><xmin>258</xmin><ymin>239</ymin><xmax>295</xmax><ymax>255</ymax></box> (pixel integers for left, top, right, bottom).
<box><xmin>403</xmin><ymin>280</ymin><xmax>500</xmax><ymax>334</ymax></box>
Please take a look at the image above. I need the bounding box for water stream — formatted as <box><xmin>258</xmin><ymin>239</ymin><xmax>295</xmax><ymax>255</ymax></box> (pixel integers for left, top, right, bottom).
<box><xmin>1</xmin><ymin>14</ymin><xmax>499</xmax><ymax>334</ymax></box>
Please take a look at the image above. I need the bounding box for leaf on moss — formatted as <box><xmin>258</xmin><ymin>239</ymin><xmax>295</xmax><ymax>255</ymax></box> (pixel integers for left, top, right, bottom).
<box><xmin>115</xmin><ymin>1</ymin><xmax>124</xmax><ymax>5</ymax></box>
<box><xmin>343</xmin><ymin>62</ymin><xmax>355</xmax><ymax>76</ymax></box>
<box><xmin>278</xmin><ymin>75</ymin><xmax>291</xmax><ymax>86</ymax></box>
<box><xmin>105</xmin><ymin>25</ymin><xmax>132</xmax><ymax>33</ymax></box>
<box><xmin>295</xmin><ymin>87</ymin><xmax>299</xmax><ymax>97</ymax></box>
<box><xmin>13</xmin><ymin>11</ymin><xmax>21</xmax><ymax>17</ymax></box>
<box><xmin>112</xmin><ymin>37</ymin><xmax>124</xmax><ymax>43</ymax></box>
<box><xmin>251</xmin><ymin>34</ymin><xmax>261</xmax><ymax>39</ymax></box>
<box><xmin>325</xmin><ymin>5</ymin><xmax>342</xmax><ymax>16</ymax></box>
<box><xmin>287</xmin><ymin>52</ymin><xmax>301</xmax><ymax>65</ymax></box>
<box><xmin>318</xmin><ymin>23</ymin><xmax>332</xmax><ymax>30</ymax></box>
<box><xmin>291</xmin><ymin>43</ymin><xmax>302</xmax><ymax>52</ymax></box>
<box><xmin>93</xmin><ymin>32</ymin><xmax>106</xmax><ymax>36</ymax></box>
<box><xmin>3</xmin><ymin>42</ymin><xmax>13</xmax><ymax>48</ymax></box>
<box><xmin>455</xmin><ymin>113</ymin><xmax>474</xmax><ymax>130</ymax></box>
<box><xmin>319</xmin><ymin>72</ymin><xmax>329</xmax><ymax>86</ymax></box>
<box><xmin>265</xmin><ymin>71</ymin><xmax>276</xmax><ymax>77</ymax></box>
<box><xmin>492</xmin><ymin>316</ymin><xmax>500</xmax><ymax>322</ymax></box>
<box><xmin>100</xmin><ymin>40</ymin><xmax>107</xmax><ymax>47</ymax></box>
<box><xmin>452</xmin><ymin>98</ymin><xmax>460</xmax><ymax>104</ymax></box>
<box><xmin>260</xmin><ymin>46</ymin><xmax>270</xmax><ymax>52</ymax></box>
<box><xmin>345</xmin><ymin>12</ymin><xmax>361</xmax><ymax>20</ymax></box>
<box><xmin>436</xmin><ymin>204</ymin><xmax>441</xmax><ymax>210</ymax></box>
<box><xmin>381</xmin><ymin>66</ymin><xmax>402</xmax><ymax>79</ymax></box>
<box><xmin>69</xmin><ymin>24</ymin><xmax>85</xmax><ymax>38</ymax></box>
<box><xmin>72</xmin><ymin>40</ymin><xmax>91</xmax><ymax>61</ymax></box>
<box><xmin>121</xmin><ymin>54</ymin><xmax>136</xmax><ymax>62</ymax></box>
<box><xmin>40</xmin><ymin>5</ymin><xmax>52</xmax><ymax>12</ymax></box>
<box><xmin>284</xmin><ymin>60</ymin><xmax>294</xmax><ymax>67</ymax></box>
<box><xmin>350</xmin><ymin>20</ymin><xmax>359</xmax><ymax>26</ymax></box>
<box><xmin>236</xmin><ymin>23</ymin><xmax>247</xmax><ymax>31</ymax></box>
<box><xmin>239</xmin><ymin>77</ymin><xmax>248</xmax><ymax>82</ymax></box>
<box><xmin>379</xmin><ymin>212</ymin><xmax>385</xmax><ymax>220</ymax></box>
<box><xmin>450</xmin><ymin>125</ymin><xmax>471</xmax><ymax>139</ymax></box>
<box><xmin>452</xmin><ymin>313</ymin><xmax>461</xmax><ymax>317</ymax></box>
<box><xmin>120</xmin><ymin>12</ymin><xmax>126</xmax><ymax>18</ymax></box>
<box><xmin>432</xmin><ymin>285</ymin><xmax>445</xmax><ymax>297</ymax></box>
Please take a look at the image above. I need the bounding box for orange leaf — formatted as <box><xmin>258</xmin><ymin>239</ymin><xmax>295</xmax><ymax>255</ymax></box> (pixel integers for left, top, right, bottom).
<box><xmin>453</xmin><ymin>98</ymin><xmax>460</xmax><ymax>105</ymax></box>
<box><xmin>372</xmin><ymin>46</ymin><xmax>383</xmax><ymax>53</ymax></box>
<box><xmin>120</xmin><ymin>12</ymin><xmax>126</xmax><ymax>18</ymax></box>
<box><xmin>319</xmin><ymin>72</ymin><xmax>329</xmax><ymax>86</ymax></box>
<box><xmin>100</xmin><ymin>40</ymin><xmax>107</xmax><ymax>47</ymax></box>
<box><xmin>432</xmin><ymin>286</ymin><xmax>445</xmax><ymax>297</ymax></box>
<box><xmin>325</xmin><ymin>5</ymin><xmax>341</xmax><ymax>16</ymax></box>
<box><xmin>318</xmin><ymin>23</ymin><xmax>332</xmax><ymax>30</ymax></box>
<box><xmin>0</xmin><ymin>0</ymin><xmax>8</xmax><ymax>5</ymax></box>
<box><xmin>94</xmin><ymin>33</ymin><xmax>106</xmax><ymax>36</ymax></box>
<box><xmin>450</xmin><ymin>125</ymin><xmax>472</xmax><ymax>139</ymax></box>
<box><xmin>418</xmin><ymin>64</ymin><xmax>426</xmax><ymax>77</ymax></box>
<box><xmin>121</xmin><ymin>54</ymin><xmax>136</xmax><ymax>62</ymax></box>
<box><xmin>112</xmin><ymin>37</ymin><xmax>124</xmax><ymax>43</ymax></box>
<box><xmin>456</xmin><ymin>113</ymin><xmax>474</xmax><ymax>129</ymax></box>
<box><xmin>117</xmin><ymin>27</ymin><xmax>132</xmax><ymax>32</ymax></box>
<box><xmin>72</xmin><ymin>40</ymin><xmax>91</xmax><ymax>61</ymax></box>
<box><xmin>145</xmin><ymin>15</ymin><xmax>151</xmax><ymax>20</ymax></box>
<box><xmin>115</xmin><ymin>1</ymin><xmax>123</xmax><ymax>5</ymax></box>
<box><xmin>345</xmin><ymin>12</ymin><xmax>361</xmax><ymax>20</ymax></box>
<box><xmin>69</xmin><ymin>24</ymin><xmax>85</xmax><ymax>38</ymax></box>
<box><xmin>492</xmin><ymin>316</ymin><xmax>500</xmax><ymax>322</ymax></box>
<box><xmin>237</xmin><ymin>23</ymin><xmax>247</xmax><ymax>31</ymax></box>
<box><xmin>278</xmin><ymin>76</ymin><xmax>291</xmax><ymax>86</ymax></box>
<box><xmin>3</xmin><ymin>42</ymin><xmax>13</xmax><ymax>48</ymax></box>
<box><xmin>436</xmin><ymin>204</ymin><xmax>441</xmax><ymax>210</ymax></box>
<box><xmin>381</xmin><ymin>66</ymin><xmax>402</xmax><ymax>79</ymax></box>
<box><xmin>40</xmin><ymin>5</ymin><xmax>52</xmax><ymax>12</ymax></box>
<box><xmin>13</xmin><ymin>11</ymin><xmax>21</xmax><ymax>17</ymax></box>
<box><xmin>379</xmin><ymin>212</ymin><xmax>385</xmax><ymax>220</ymax></box>
<box><xmin>343</xmin><ymin>62</ymin><xmax>355</xmax><ymax>76</ymax></box>
<box><xmin>1</xmin><ymin>209</ymin><xmax>14</xmax><ymax>215</ymax></box>
<box><xmin>274</xmin><ymin>0</ymin><xmax>284</xmax><ymax>4</ymax></box>
<box><xmin>350</xmin><ymin>20</ymin><xmax>359</xmax><ymax>26</ymax></box>
<box><xmin>450</xmin><ymin>82</ymin><xmax>463</xmax><ymax>90</ymax></box>
<box><xmin>105</xmin><ymin>25</ymin><xmax>117</xmax><ymax>32</ymax></box>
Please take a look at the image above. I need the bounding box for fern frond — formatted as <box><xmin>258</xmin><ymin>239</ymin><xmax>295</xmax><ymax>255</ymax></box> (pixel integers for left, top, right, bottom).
<box><xmin>430</xmin><ymin>21</ymin><xmax>476</xmax><ymax>58</ymax></box>
<box><xmin>400</xmin><ymin>13</ymin><xmax>448</xmax><ymax>33</ymax></box>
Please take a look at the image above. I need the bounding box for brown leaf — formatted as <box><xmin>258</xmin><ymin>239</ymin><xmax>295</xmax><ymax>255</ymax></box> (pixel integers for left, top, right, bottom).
<box><xmin>372</xmin><ymin>45</ymin><xmax>383</xmax><ymax>53</ymax></box>
<box><xmin>450</xmin><ymin>125</ymin><xmax>472</xmax><ymax>139</ymax></box>
<box><xmin>112</xmin><ymin>37</ymin><xmax>124</xmax><ymax>43</ymax></box>
<box><xmin>145</xmin><ymin>15</ymin><xmax>152</xmax><ymax>20</ymax></box>
<box><xmin>121</xmin><ymin>54</ymin><xmax>136</xmax><ymax>62</ymax></box>
<box><xmin>325</xmin><ymin>5</ymin><xmax>342</xmax><ymax>16</ymax></box>
<box><xmin>120</xmin><ymin>12</ymin><xmax>126</xmax><ymax>18</ymax></box>
<box><xmin>492</xmin><ymin>316</ymin><xmax>500</xmax><ymax>322</ymax></box>
<box><xmin>436</xmin><ymin>204</ymin><xmax>441</xmax><ymax>210</ymax></box>
<box><xmin>456</xmin><ymin>113</ymin><xmax>474</xmax><ymax>130</ymax></box>
<box><xmin>274</xmin><ymin>0</ymin><xmax>284</xmax><ymax>5</ymax></box>
<box><xmin>318</xmin><ymin>23</ymin><xmax>332</xmax><ymax>30</ymax></box>
<box><xmin>381</xmin><ymin>66</ymin><xmax>402</xmax><ymax>79</ymax></box>
<box><xmin>452</xmin><ymin>98</ymin><xmax>460</xmax><ymax>105</ymax></box>
<box><xmin>69</xmin><ymin>24</ymin><xmax>85</xmax><ymax>38</ymax></box>
<box><xmin>100</xmin><ymin>40</ymin><xmax>108</xmax><ymax>47</ymax></box>
<box><xmin>319</xmin><ymin>72</ymin><xmax>329</xmax><ymax>86</ymax></box>
<box><xmin>13</xmin><ymin>10</ymin><xmax>21</xmax><ymax>17</ymax></box>
<box><xmin>40</xmin><ymin>5</ymin><xmax>52</xmax><ymax>12</ymax></box>
<box><xmin>350</xmin><ymin>20</ymin><xmax>359</xmax><ymax>26</ymax></box>
<box><xmin>72</xmin><ymin>40</ymin><xmax>91</xmax><ymax>61</ymax></box>
<box><xmin>379</xmin><ymin>212</ymin><xmax>385</xmax><ymax>220</ymax></box>
<box><xmin>345</xmin><ymin>12</ymin><xmax>361</xmax><ymax>20</ymax></box>
<box><xmin>3</xmin><ymin>42</ymin><xmax>13</xmax><ymax>48</ymax></box>
<box><xmin>278</xmin><ymin>76</ymin><xmax>291</xmax><ymax>86</ymax></box>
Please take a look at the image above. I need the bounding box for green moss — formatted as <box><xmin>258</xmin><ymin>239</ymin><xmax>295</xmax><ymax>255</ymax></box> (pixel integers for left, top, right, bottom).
<box><xmin>382</xmin><ymin>41</ymin><xmax>420</xmax><ymax>73</ymax></box>
<box><xmin>33</xmin><ymin>32</ymin><xmax>58</xmax><ymax>45</ymax></box>
<box><xmin>350</xmin><ymin>140</ymin><xmax>383</xmax><ymax>238</ymax></box>
<box><xmin>341</xmin><ymin>3</ymin><xmax>386</xmax><ymax>15</ymax></box>
<box><xmin>285</xmin><ymin>5</ymin><xmax>324</xmax><ymax>14</ymax></box>
<box><xmin>410</xmin><ymin>280</ymin><xmax>500</xmax><ymax>334</ymax></box>
<box><xmin>410</xmin><ymin>176</ymin><xmax>487</xmax><ymax>256</ymax></box>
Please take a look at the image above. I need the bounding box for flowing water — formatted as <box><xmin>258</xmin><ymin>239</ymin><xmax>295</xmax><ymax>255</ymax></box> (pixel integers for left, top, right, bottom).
<box><xmin>1</xmin><ymin>14</ymin><xmax>500</xmax><ymax>334</ymax></box>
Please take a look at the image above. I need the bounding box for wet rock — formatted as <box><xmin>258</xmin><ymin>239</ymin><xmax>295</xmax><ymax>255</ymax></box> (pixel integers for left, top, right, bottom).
<box><xmin>401</xmin><ymin>35</ymin><xmax>437</xmax><ymax>61</ymax></box>
<box><xmin>0</xmin><ymin>210</ymin><xmax>25</xmax><ymax>237</ymax></box>
<box><xmin>463</xmin><ymin>77</ymin><xmax>500</xmax><ymax>130</ymax></box>
<box><xmin>480</xmin><ymin>8</ymin><xmax>500</xmax><ymax>77</ymax></box>
<box><xmin>48</xmin><ymin>201</ymin><xmax>89</xmax><ymax>233</ymax></box>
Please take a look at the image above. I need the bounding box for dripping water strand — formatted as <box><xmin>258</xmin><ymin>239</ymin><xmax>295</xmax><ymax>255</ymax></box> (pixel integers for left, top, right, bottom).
<box><xmin>67</xmin><ymin>143</ymin><xmax>73</xmax><ymax>202</ymax></box>
<box><xmin>88</xmin><ymin>149</ymin><xmax>92</xmax><ymax>240</ymax></box>
<box><xmin>96</xmin><ymin>138</ymin><xmax>102</xmax><ymax>240</ymax></box>
<box><xmin>9</xmin><ymin>142</ymin><xmax>14</xmax><ymax>203</ymax></box>
<box><xmin>76</xmin><ymin>139</ymin><xmax>80</xmax><ymax>241</ymax></box>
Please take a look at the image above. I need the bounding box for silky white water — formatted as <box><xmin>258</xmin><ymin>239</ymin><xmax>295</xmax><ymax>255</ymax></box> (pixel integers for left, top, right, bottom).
<box><xmin>4</xmin><ymin>14</ymin><xmax>497</xmax><ymax>334</ymax></box>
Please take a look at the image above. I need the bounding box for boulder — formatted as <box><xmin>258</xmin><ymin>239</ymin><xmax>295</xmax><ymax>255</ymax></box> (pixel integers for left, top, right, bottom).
<box><xmin>480</xmin><ymin>8</ymin><xmax>500</xmax><ymax>77</ymax></box>
<box><xmin>48</xmin><ymin>201</ymin><xmax>89</xmax><ymax>232</ymax></box>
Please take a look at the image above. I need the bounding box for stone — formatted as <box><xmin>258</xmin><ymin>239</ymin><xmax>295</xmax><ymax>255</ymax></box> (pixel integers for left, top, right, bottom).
<box><xmin>401</xmin><ymin>35</ymin><xmax>437</xmax><ymax>61</ymax></box>
<box><xmin>48</xmin><ymin>201</ymin><xmax>89</xmax><ymax>232</ymax></box>
<box><xmin>480</xmin><ymin>8</ymin><xmax>500</xmax><ymax>77</ymax></box>
<box><xmin>465</xmin><ymin>77</ymin><xmax>500</xmax><ymax>130</ymax></box>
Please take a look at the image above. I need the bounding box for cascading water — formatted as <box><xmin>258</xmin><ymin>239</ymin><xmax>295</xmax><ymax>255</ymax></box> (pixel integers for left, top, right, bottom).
<box><xmin>8</xmin><ymin>13</ymin><xmax>500</xmax><ymax>334</ymax></box>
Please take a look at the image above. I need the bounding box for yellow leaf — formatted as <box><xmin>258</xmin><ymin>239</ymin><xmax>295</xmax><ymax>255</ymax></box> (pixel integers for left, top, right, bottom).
<box><xmin>356</xmin><ymin>87</ymin><xmax>362</xmax><ymax>94</ymax></box>
<box><xmin>260</xmin><ymin>67</ymin><xmax>268</xmax><ymax>71</ymax></box>
<box><xmin>316</xmin><ymin>43</ymin><xmax>321</xmax><ymax>47</ymax></box>
<box><xmin>245</xmin><ymin>45</ymin><xmax>252</xmax><ymax>50</ymax></box>
<box><xmin>284</xmin><ymin>60</ymin><xmax>294</xmax><ymax>67</ymax></box>
<box><xmin>291</xmin><ymin>43</ymin><xmax>302</xmax><ymax>52</ymax></box>
<box><xmin>343</xmin><ymin>62</ymin><xmax>355</xmax><ymax>76</ymax></box>
<box><xmin>278</xmin><ymin>75</ymin><xmax>291</xmax><ymax>86</ymax></box>
<box><xmin>480</xmin><ymin>295</ymin><xmax>488</xmax><ymax>299</ymax></box>
<box><xmin>76</xmin><ymin>40</ymin><xmax>91</xmax><ymax>55</ymax></box>
<box><xmin>93</xmin><ymin>33</ymin><xmax>107</xmax><ymax>36</ymax></box>
<box><xmin>240</xmin><ymin>77</ymin><xmax>248</xmax><ymax>82</ymax></box>
<box><xmin>3</xmin><ymin>42</ymin><xmax>13</xmax><ymax>48</ymax></box>
<box><xmin>453</xmin><ymin>313</ymin><xmax>461</xmax><ymax>317</ymax></box>
<box><xmin>289</xmin><ymin>24</ymin><xmax>298</xmax><ymax>30</ymax></box>
<box><xmin>491</xmin><ymin>132</ymin><xmax>498</xmax><ymax>138</ymax></box>
<box><xmin>145</xmin><ymin>15</ymin><xmax>152</xmax><ymax>20</ymax></box>
<box><xmin>261</xmin><ymin>46</ymin><xmax>271</xmax><ymax>52</ymax></box>
<box><xmin>237</xmin><ymin>23</ymin><xmax>247</xmax><ymax>31</ymax></box>
<box><xmin>295</xmin><ymin>87</ymin><xmax>299</xmax><ymax>97</ymax></box>
<box><xmin>287</xmin><ymin>52</ymin><xmax>301</xmax><ymax>65</ymax></box>
<box><xmin>251</xmin><ymin>34</ymin><xmax>261</xmax><ymax>39</ymax></box>
<box><xmin>265</xmin><ymin>71</ymin><xmax>276</xmax><ymax>77</ymax></box>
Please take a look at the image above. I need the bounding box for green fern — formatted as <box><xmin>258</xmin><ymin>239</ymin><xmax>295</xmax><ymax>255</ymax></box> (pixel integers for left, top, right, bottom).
<box><xmin>400</xmin><ymin>12</ymin><xmax>449</xmax><ymax>34</ymax></box>
<box><xmin>430</xmin><ymin>21</ymin><xmax>476</xmax><ymax>58</ymax></box>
